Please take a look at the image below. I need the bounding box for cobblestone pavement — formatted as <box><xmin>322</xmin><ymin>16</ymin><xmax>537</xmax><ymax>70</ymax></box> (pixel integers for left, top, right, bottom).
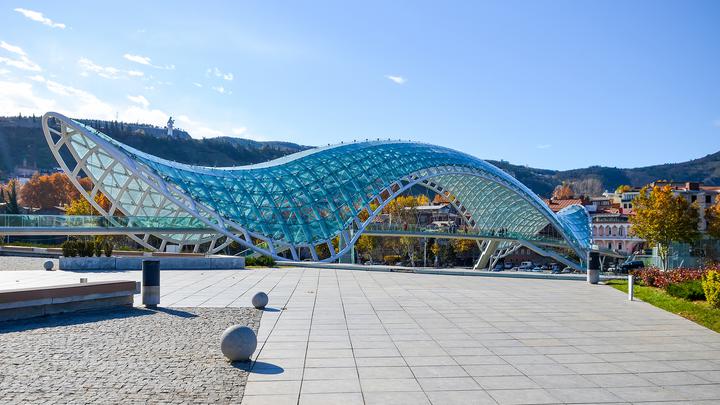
<box><xmin>0</xmin><ymin>307</ymin><xmax>261</xmax><ymax>404</ymax></box>
<box><xmin>0</xmin><ymin>255</ymin><xmax>57</xmax><ymax>271</ymax></box>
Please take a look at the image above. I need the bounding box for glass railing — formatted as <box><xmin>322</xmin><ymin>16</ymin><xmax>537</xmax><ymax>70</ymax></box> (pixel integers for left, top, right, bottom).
<box><xmin>362</xmin><ymin>222</ymin><xmax>567</xmax><ymax>245</ymax></box>
<box><xmin>0</xmin><ymin>214</ymin><xmax>210</xmax><ymax>230</ymax></box>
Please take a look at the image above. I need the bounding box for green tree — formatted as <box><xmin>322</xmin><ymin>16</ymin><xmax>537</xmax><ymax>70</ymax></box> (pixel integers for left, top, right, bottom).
<box><xmin>5</xmin><ymin>180</ymin><xmax>20</xmax><ymax>214</ymax></box>
<box><xmin>707</xmin><ymin>200</ymin><xmax>720</xmax><ymax>239</ymax></box>
<box><xmin>630</xmin><ymin>185</ymin><xmax>700</xmax><ymax>270</ymax></box>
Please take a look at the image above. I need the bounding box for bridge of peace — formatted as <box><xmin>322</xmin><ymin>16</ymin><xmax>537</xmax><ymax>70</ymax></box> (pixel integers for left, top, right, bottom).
<box><xmin>3</xmin><ymin>113</ymin><xmax>720</xmax><ymax>405</ymax></box>
<box><xmin>1</xmin><ymin>112</ymin><xmax>595</xmax><ymax>270</ymax></box>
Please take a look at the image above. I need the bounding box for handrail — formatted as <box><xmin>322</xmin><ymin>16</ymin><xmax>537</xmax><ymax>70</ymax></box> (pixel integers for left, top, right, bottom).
<box><xmin>363</xmin><ymin>222</ymin><xmax>566</xmax><ymax>245</ymax></box>
<box><xmin>0</xmin><ymin>214</ymin><xmax>209</xmax><ymax>229</ymax></box>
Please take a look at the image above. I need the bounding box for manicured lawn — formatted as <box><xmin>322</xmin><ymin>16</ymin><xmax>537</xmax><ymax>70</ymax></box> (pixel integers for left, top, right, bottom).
<box><xmin>606</xmin><ymin>279</ymin><xmax>720</xmax><ymax>333</ymax></box>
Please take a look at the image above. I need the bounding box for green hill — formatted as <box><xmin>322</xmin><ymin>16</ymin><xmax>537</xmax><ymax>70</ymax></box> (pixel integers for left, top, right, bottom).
<box><xmin>2</xmin><ymin>115</ymin><xmax>719</xmax><ymax>197</ymax></box>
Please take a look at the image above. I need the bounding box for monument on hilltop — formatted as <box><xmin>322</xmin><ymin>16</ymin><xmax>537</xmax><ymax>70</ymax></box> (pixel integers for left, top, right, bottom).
<box><xmin>166</xmin><ymin>116</ymin><xmax>174</xmax><ymax>138</ymax></box>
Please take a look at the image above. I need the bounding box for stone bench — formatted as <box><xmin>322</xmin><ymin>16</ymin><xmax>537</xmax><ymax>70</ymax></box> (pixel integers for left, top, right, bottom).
<box><xmin>0</xmin><ymin>280</ymin><xmax>140</xmax><ymax>322</ymax></box>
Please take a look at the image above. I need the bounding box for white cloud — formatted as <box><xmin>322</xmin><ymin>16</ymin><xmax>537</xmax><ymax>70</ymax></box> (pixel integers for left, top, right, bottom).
<box><xmin>0</xmin><ymin>41</ymin><xmax>41</xmax><ymax>72</ymax></box>
<box><xmin>0</xmin><ymin>41</ymin><xmax>26</xmax><ymax>56</ymax></box>
<box><xmin>124</xmin><ymin>54</ymin><xmax>151</xmax><ymax>65</ymax></box>
<box><xmin>175</xmin><ymin>115</ymin><xmax>224</xmax><ymax>138</ymax></box>
<box><xmin>0</xmin><ymin>75</ymin><xmax>244</xmax><ymax>140</ymax></box>
<box><xmin>127</xmin><ymin>95</ymin><xmax>150</xmax><ymax>108</ymax></box>
<box><xmin>231</xmin><ymin>127</ymin><xmax>247</xmax><ymax>136</ymax></box>
<box><xmin>192</xmin><ymin>82</ymin><xmax>203</xmax><ymax>88</ymax></box>
<box><xmin>0</xmin><ymin>76</ymin><xmax>114</xmax><ymax>119</ymax></box>
<box><xmin>123</xmin><ymin>53</ymin><xmax>174</xmax><ymax>70</ymax></box>
<box><xmin>385</xmin><ymin>75</ymin><xmax>406</xmax><ymax>85</ymax></box>
<box><xmin>0</xmin><ymin>80</ymin><xmax>56</xmax><ymax>116</ymax></box>
<box><xmin>78</xmin><ymin>58</ymin><xmax>144</xmax><ymax>79</ymax></box>
<box><xmin>536</xmin><ymin>144</ymin><xmax>552</xmax><ymax>149</ymax></box>
<box><xmin>207</xmin><ymin>67</ymin><xmax>233</xmax><ymax>81</ymax></box>
<box><xmin>13</xmin><ymin>8</ymin><xmax>66</xmax><ymax>29</ymax></box>
<box><xmin>212</xmin><ymin>85</ymin><xmax>231</xmax><ymax>95</ymax></box>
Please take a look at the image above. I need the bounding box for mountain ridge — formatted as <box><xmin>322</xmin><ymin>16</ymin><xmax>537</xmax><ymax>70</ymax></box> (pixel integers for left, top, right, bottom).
<box><xmin>1</xmin><ymin>115</ymin><xmax>718</xmax><ymax>197</ymax></box>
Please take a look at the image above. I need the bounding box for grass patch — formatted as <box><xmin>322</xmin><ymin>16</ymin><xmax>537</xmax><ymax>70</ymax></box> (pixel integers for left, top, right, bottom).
<box><xmin>606</xmin><ymin>279</ymin><xmax>720</xmax><ymax>333</ymax></box>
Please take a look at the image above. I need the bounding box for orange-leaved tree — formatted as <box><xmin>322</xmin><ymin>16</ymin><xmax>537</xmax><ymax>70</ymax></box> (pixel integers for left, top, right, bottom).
<box><xmin>19</xmin><ymin>173</ymin><xmax>90</xmax><ymax>210</ymax></box>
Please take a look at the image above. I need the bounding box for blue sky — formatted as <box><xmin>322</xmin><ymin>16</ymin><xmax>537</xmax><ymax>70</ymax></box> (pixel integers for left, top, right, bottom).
<box><xmin>0</xmin><ymin>1</ymin><xmax>718</xmax><ymax>170</ymax></box>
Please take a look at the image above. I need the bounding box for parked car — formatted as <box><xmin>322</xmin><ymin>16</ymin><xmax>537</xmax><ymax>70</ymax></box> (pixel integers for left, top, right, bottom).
<box><xmin>504</xmin><ymin>262</ymin><xmax>513</xmax><ymax>269</ymax></box>
<box><xmin>531</xmin><ymin>266</ymin><xmax>543</xmax><ymax>272</ymax></box>
<box><xmin>519</xmin><ymin>261</ymin><xmax>533</xmax><ymax>270</ymax></box>
<box><xmin>619</xmin><ymin>260</ymin><xmax>645</xmax><ymax>273</ymax></box>
<box><xmin>492</xmin><ymin>264</ymin><xmax>504</xmax><ymax>272</ymax></box>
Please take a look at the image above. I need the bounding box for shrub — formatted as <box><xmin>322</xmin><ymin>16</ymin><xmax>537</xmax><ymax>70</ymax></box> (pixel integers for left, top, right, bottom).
<box><xmin>61</xmin><ymin>240</ymin><xmax>77</xmax><ymax>257</ymax></box>
<box><xmin>632</xmin><ymin>267</ymin><xmax>705</xmax><ymax>288</ymax></box>
<box><xmin>103</xmin><ymin>241</ymin><xmax>113</xmax><ymax>257</ymax></box>
<box><xmin>245</xmin><ymin>255</ymin><xmax>276</xmax><ymax>267</ymax></box>
<box><xmin>383</xmin><ymin>255</ymin><xmax>402</xmax><ymax>264</ymax></box>
<box><xmin>702</xmin><ymin>270</ymin><xmax>720</xmax><ymax>308</ymax></box>
<box><xmin>94</xmin><ymin>241</ymin><xmax>103</xmax><ymax>257</ymax></box>
<box><xmin>632</xmin><ymin>267</ymin><xmax>663</xmax><ymax>287</ymax></box>
<box><xmin>77</xmin><ymin>240</ymin><xmax>95</xmax><ymax>257</ymax></box>
<box><xmin>666</xmin><ymin>280</ymin><xmax>705</xmax><ymax>301</ymax></box>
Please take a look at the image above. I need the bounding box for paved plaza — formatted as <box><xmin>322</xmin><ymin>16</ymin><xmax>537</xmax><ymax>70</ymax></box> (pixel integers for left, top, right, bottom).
<box><xmin>2</xmin><ymin>261</ymin><xmax>720</xmax><ymax>404</ymax></box>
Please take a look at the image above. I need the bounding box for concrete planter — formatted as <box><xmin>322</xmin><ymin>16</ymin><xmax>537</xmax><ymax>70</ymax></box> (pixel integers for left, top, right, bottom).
<box><xmin>59</xmin><ymin>256</ymin><xmax>245</xmax><ymax>271</ymax></box>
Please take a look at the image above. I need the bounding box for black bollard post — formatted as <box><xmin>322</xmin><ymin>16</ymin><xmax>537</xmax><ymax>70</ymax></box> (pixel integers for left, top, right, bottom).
<box><xmin>142</xmin><ymin>259</ymin><xmax>160</xmax><ymax>308</ymax></box>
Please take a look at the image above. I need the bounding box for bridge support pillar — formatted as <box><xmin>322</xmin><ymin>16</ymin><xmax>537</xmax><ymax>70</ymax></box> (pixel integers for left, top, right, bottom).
<box><xmin>474</xmin><ymin>240</ymin><xmax>498</xmax><ymax>270</ymax></box>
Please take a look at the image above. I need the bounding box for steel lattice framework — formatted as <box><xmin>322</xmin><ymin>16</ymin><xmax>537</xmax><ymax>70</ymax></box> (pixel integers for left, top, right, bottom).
<box><xmin>42</xmin><ymin>112</ymin><xmax>592</xmax><ymax>263</ymax></box>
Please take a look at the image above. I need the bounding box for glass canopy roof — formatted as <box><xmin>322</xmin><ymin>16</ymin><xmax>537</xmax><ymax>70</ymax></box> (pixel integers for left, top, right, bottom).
<box><xmin>42</xmin><ymin>112</ymin><xmax>592</xmax><ymax>262</ymax></box>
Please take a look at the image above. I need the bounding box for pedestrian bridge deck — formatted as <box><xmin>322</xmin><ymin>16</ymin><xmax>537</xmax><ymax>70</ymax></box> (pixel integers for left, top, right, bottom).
<box><xmin>0</xmin><ymin>214</ymin><xmax>568</xmax><ymax>247</ymax></box>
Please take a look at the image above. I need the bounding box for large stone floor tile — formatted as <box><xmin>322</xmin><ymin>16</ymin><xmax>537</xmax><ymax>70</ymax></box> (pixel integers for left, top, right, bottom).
<box><xmin>364</xmin><ymin>391</ymin><xmax>431</xmax><ymax>405</ymax></box>
<box><xmin>487</xmin><ymin>388</ymin><xmax>561</xmax><ymax>405</ymax></box>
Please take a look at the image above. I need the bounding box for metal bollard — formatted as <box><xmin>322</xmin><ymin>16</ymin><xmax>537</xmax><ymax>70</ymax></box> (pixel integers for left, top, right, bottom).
<box><xmin>628</xmin><ymin>274</ymin><xmax>634</xmax><ymax>301</ymax></box>
<box><xmin>142</xmin><ymin>260</ymin><xmax>160</xmax><ymax>308</ymax></box>
<box><xmin>586</xmin><ymin>252</ymin><xmax>600</xmax><ymax>285</ymax></box>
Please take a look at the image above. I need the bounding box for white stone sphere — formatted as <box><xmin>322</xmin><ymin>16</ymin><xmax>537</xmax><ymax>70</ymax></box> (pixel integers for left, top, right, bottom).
<box><xmin>220</xmin><ymin>325</ymin><xmax>257</xmax><ymax>362</ymax></box>
<box><xmin>252</xmin><ymin>292</ymin><xmax>268</xmax><ymax>309</ymax></box>
<box><xmin>43</xmin><ymin>260</ymin><xmax>54</xmax><ymax>271</ymax></box>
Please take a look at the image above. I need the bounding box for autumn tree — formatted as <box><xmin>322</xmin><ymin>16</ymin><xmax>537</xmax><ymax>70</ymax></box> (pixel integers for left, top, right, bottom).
<box><xmin>19</xmin><ymin>173</ymin><xmax>89</xmax><ymax>210</ymax></box>
<box><xmin>630</xmin><ymin>185</ymin><xmax>700</xmax><ymax>270</ymax></box>
<box><xmin>615</xmin><ymin>184</ymin><xmax>633</xmax><ymax>193</ymax></box>
<box><xmin>552</xmin><ymin>182</ymin><xmax>574</xmax><ymax>200</ymax></box>
<box><xmin>451</xmin><ymin>238</ymin><xmax>476</xmax><ymax>256</ymax></box>
<box><xmin>707</xmin><ymin>200</ymin><xmax>720</xmax><ymax>239</ymax></box>
<box><xmin>354</xmin><ymin>235</ymin><xmax>376</xmax><ymax>262</ymax></box>
<box><xmin>384</xmin><ymin>194</ymin><xmax>428</xmax><ymax>225</ymax></box>
<box><xmin>65</xmin><ymin>193</ymin><xmax>112</xmax><ymax>216</ymax></box>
